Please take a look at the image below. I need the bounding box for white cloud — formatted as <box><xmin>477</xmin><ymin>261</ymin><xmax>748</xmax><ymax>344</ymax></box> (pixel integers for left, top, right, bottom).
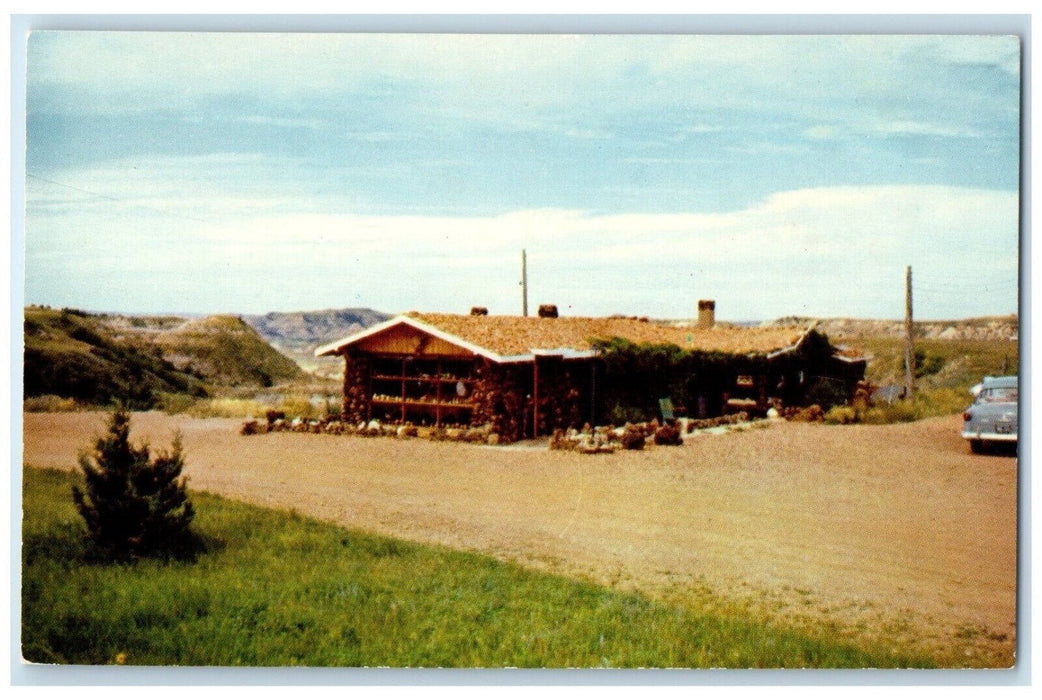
<box><xmin>237</xmin><ymin>115</ymin><xmax>324</xmax><ymax>130</ymax></box>
<box><xmin>925</xmin><ymin>34</ymin><xmax>1021</xmax><ymax>75</ymax></box>
<box><xmin>805</xmin><ymin>120</ymin><xmax>987</xmax><ymax>142</ymax></box>
<box><xmin>874</xmin><ymin>120</ymin><xmax>985</xmax><ymax>139</ymax></box>
<box><xmin>804</xmin><ymin>125</ymin><xmax>839</xmax><ymax>141</ymax></box>
<box><xmin>28</xmin><ymin>33</ymin><xmax>1019</xmax><ymax>124</ymax></box>
<box><xmin>23</xmin><ymin>33</ymin><xmax>1020</xmax><ymax>320</ymax></box>
<box><xmin>26</xmin><ymin>178</ymin><xmax>1019</xmax><ymax>320</ymax></box>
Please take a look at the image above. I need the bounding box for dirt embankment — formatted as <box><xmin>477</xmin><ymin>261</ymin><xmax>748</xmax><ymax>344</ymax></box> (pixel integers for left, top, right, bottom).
<box><xmin>22</xmin><ymin>411</ymin><xmax>1018</xmax><ymax>667</ymax></box>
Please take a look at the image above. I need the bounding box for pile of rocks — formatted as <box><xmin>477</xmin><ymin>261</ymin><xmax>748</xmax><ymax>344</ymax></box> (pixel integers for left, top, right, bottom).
<box><xmin>240</xmin><ymin>415</ymin><xmax>500</xmax><ymax>444</ymax></box>
<box><xmin>780</xmin><ymin>405</ymin><xmax>825</xmax><ymax>422</ymax></box>
<box><xmin>683</xmin><ymin>412</ymin><xmax>751</xmax><ymax>432</ymax></box>
<box><xmin>549</xmin><ymin>420</ymin><xmax>686</xmax><ymax>454</ymax></box>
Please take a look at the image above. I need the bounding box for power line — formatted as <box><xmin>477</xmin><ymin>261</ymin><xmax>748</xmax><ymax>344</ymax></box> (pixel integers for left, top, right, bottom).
<box><xmin>26</xmin><ymin>172</ymin><xmax>215</xmax><ymax>224</ymax></box>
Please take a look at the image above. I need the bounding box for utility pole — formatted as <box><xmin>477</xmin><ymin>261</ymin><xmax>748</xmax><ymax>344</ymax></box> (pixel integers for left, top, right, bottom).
<box><xmin>904</xmin><ymin>265</ymin><xmax>915</xmax><ymax>399</ymax></box>
<box><xmin>521</xmin><ymin>249</ymin><xmax>529</xmax><ymax>317</ymax></box>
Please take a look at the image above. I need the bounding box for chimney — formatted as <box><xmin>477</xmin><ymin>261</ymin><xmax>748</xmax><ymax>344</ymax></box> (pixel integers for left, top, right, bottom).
<box><xmin>537</xmin><ymin>304</ymin><xmax>559</xmax><ymax>319</ymax></box>
<box><xmin>697</xmin><ymin>300</ymin><xmax>715</xmax><ymax>329</ymax></box>
<box><xmin>470</xmin><ymin>306</ymin><xmax>488</xmax><ymax>316</ymax></box>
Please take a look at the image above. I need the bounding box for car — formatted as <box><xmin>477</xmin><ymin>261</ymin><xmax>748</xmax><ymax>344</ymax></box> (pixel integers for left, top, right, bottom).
<box><xmin>962</xmin><ymin>375</ymin><xmax>1018</xmax><ymax>454</ymax></box>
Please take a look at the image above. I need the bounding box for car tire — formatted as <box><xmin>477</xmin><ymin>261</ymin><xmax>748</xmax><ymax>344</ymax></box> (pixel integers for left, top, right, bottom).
<box><xmin>969</xmin><ymin>439</ymin><xmax>984</xmax><ymax>454</ymax></box>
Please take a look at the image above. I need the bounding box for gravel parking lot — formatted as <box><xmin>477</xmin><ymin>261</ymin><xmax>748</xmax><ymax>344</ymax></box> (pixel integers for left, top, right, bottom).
<box><xmin>22</xmin><ymin>411</ymin><xmax>1018</xmax><ymax>666</ymax></box>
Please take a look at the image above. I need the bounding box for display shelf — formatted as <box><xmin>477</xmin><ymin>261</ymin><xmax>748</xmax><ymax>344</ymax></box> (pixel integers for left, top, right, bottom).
<box><xmin>368</xmin><ymin>357</ymin><xmax>478</xmax><ymax>426</ymax></box>
<box><xmin>372</xmin><ymin>374</ymin><xmax>474</xmax><ymax>384</ymax></box>
<box><xmin>372</xmin><ymin>397</ymin><xmax>474</xmax><ymax>408</ymax></box>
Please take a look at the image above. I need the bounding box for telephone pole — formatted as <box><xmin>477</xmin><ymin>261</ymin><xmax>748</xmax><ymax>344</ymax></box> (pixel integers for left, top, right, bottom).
<box><xmin>521</xmin><ymin>249</ymin><xmax>529</xmax><ymax>317</ymax></box>
<box><xmin>904</xmin><ymin>265</ymin><xmax>915</xmax><ymax>398</ymax></box>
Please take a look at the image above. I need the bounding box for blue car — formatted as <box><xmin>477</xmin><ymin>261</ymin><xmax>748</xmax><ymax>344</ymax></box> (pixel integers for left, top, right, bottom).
<box><xmin>962</xmin><ymin>375</ymin><xmax>1018</xmax><ymax>454</ymax></box>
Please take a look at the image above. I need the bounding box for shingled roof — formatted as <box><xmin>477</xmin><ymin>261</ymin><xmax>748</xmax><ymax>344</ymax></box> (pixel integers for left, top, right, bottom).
<box><xmin>315</xmin><ymin>312</ymin><xmax>822</xmax><ymax>362</ymax></box>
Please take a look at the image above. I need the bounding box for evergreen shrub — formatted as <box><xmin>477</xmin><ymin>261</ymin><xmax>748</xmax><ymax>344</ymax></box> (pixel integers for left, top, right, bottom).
<box><xmin>72</xmin><ymin>408</ymin><xmax>200</xmax><ymax>561</ymax></box>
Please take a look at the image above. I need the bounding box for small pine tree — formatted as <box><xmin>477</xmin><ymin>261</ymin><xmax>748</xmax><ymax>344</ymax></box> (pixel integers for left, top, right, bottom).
<box><xmin>72</xmin><ymin>407</ymin><xmax>198</xmax><ymax>561</ymax></box>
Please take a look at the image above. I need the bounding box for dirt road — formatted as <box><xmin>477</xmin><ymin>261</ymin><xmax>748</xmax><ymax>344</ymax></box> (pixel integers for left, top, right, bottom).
<box><xmin>22</xmin><ymin>411</ymin><xmax>1018</xmax><ymax>666</ymax></box>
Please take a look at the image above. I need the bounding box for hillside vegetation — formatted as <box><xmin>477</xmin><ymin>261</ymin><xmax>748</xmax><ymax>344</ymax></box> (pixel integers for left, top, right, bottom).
<box><xmin>23</xmin><ymin>307</ymin><xmax>305</xmax><ymax>410</ymax></box>
<box><xmin>858</xmin><ymin>336</ymin><xmax>1018</xmax><ymax>391</ymax></box>
<box><xmin>822</xmin><ymin>327</ymin><xmax>1016</xmax><ymax>424</ymax></box>
<box><xmin>152</xmin><ymin>315</ymin><xmax>304</xmax><ymax>388</ymax></box>
<box><xmin>758</xmin><ymin>314</ymin><xmax>1018</xmax><ymax>422</ymax></box>
<box><xmin>23</xmin><ymin>307</ymin><xmax>208</xmax><ymax>409</ymax></box>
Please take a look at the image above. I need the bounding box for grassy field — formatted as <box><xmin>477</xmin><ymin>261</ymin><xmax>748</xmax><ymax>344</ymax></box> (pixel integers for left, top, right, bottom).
<box><xmin>21</xmin><ymin>467</ymin><xmax>933</xmax><ymax>669</ymax></box>
<box><xmin>820</xmin><ymin>336</ymin><xmax>1020</xmax><ymax>424</ymax></box>
<box><xmin>859</xmin><ymin>337</ymin><xmax>1018</xmax><ymax>390</ymax></box>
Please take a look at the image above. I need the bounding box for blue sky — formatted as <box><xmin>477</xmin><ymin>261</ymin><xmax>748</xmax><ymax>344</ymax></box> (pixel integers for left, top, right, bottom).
<box><xmin>23</xmin><ymin>32</ymin><xmax>1021</xmax><ymax>320</ymax></box>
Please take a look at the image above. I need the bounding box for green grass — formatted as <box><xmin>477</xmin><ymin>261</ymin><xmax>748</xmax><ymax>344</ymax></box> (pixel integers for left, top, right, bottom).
<box><xmin>159</xmin><ymin>392</ymin><xmax>339</xmax><ymax>419</ymax></box>
<box><xmin>21</xmin><ymin>467</ymin><xmax>933</xmax><ymax>668</ymax></box>
<box><xmin>820</xmin><ymin>337</ymin><xmax>1020</xmax><ymax>424</ymax></box>
<box><xmin>23</xmin><ymin>395</ymin><xmax>82</xmax><ymax>413</ymax></box>
<box><xmin>860</xmin><ymin>337</ymin><xmax>1018</xmax><ymax>392</ymax></box>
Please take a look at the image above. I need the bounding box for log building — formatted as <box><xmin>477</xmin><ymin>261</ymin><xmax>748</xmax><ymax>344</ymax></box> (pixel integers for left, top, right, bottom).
<box><xmin>315</xmin><ymin>307</ymin><xmax>866</xmax><ymax>443</ymax></box>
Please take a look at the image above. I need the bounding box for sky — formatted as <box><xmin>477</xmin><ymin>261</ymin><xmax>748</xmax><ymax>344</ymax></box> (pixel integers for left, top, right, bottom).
<box><xmin>22</xmin><ymin>31</ymin><xmax>1022</xmax><ymax>321</ymax></box>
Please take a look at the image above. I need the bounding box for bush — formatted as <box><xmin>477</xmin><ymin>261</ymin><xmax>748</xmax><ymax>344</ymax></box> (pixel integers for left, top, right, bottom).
<box><xmin>608</xmin><ymin>403</ymin><xmax>649</xmax><ymax>426</ymax></box>
<box><xmin>879</xmin><ymin>400</ymin><xmax>918</xmax><ymax>423</ymax></box>
<box><xmin>823</xmin><ymin>406</ymin><xmax>857</xmax><ymax>425</ymax></box>
<box><xmin>24</xmin><ymin>395</ymin><xmax>79</xmax><ymax>412</ymax></box>
<box><xmin>186</xmin><ymin>398</ymin><xmax>269</xmax><ymax>418</ymax></box>
<box><xmin>157</xmin><ymin>392</ymin><xmax>196</xmax><ymax>415</ymax></box>
<box><xmin>912</xmin><ymin>386</ymin><xmax>972</xmax><ymax>419</ymax></box>
<box><xmin>803</xmin><ymin>378</ymin><xmax>849</xmax><ymax>411</ymax></box>
<box><xmin>786</xmin><ymin>405</ymin><xmax>825</xmax><ymax>422</ymax></box>
<box><xmin>620</xmin><ymin>426</ymin><xmax>646</xmax><ymax>450</ymax></box>
<box><xmin>279</xmin><ymin>395</ymin><xmax>318</xmax><ymax>420</ymax></box>
<box><xmin>653</xmin><ymin>423</ymin><xmax>683</xmax><ymax>446</ymax></box>
<box><xmin>859</xmin><ymin>407</ymin><xmax>889</xmax><ymax>425</ymax></box>
<box><xmin>914</xmin><ymin>350</ymin><xmax>945</xmax><ymax>378</ymax></box>
<box><xmin>72</xmin><ymin>408</ymin><xmax>199</xmax><ymax>561</ymax></box>
<box><xmin>240</xmin><ymin>420</ymin><xmax>265</xmax><ymax>435</ymax></box>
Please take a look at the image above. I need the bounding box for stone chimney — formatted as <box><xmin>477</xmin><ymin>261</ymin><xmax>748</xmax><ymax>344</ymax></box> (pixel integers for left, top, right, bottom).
<box><xmin>537</xmin><ymin>304</ymin><xmax>559</xmax><ymax>319</ymax></box>
<box><xmin>697</xmin><ymin>300</ymin><xmax>715</xmax><ymax>329</ymax></box>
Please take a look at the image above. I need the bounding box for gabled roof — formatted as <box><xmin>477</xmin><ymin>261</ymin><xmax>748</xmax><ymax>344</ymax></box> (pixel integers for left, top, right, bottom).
<box><xmin>315</xmin><ymin>312</ymin><xmax>823</xmax><ymax>363</ymax></box>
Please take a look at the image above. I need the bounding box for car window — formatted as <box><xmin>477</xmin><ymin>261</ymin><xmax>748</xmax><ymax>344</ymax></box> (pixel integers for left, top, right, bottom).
<box><xmin>979</xmin><ymin>387</ymin><xmax>1018</xmax><ymax>403</ymax></box>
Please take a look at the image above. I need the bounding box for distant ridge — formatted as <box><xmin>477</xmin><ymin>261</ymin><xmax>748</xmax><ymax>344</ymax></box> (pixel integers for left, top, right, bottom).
<box><xmin>761</xmin><ymin>315</ymin><xmax>1018</xmax><ymax>342</ymax></box>
<box><xmin>242</xmin><ymin>308</ymin><xmax>391</xmax><ymax>354</ymax></box>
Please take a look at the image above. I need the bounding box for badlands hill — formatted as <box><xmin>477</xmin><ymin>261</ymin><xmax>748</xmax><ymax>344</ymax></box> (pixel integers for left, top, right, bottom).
<box><xmin>764</xmin><ymin>315</ymin><xmax>1018</xmax><ymax>342</ymax></box>
<box><xmin>24</xmin><ymin>307</ymin><xmax>305</xmax><ymax>408</ymax></box>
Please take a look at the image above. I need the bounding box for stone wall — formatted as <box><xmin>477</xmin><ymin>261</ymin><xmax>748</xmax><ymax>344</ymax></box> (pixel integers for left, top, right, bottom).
<box><xmin>341</xmin><ymin>352</ymin><xmax>371</xmax><ymax>424</ymax></box>
<box><xmin>471</xmin><ymin>358</ymin><xmax>528</xmax><ymax>443</ymax></box>
<box><xmin>470</xmin><ymin>357</ymin><xmax>589</xmax><ymax>442</ymax></box>
<box><xmin>535</xmin><ymin>358</ymin><xmax>584</xmax><ymax>435</ymax></box>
